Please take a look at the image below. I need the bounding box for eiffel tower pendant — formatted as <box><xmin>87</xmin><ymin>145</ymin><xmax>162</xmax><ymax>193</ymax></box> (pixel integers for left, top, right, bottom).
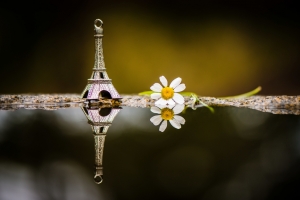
<box><xmin>81</xmin><ymin>19</ymin><xmax>122</xmax><ymax>101</ymax></box>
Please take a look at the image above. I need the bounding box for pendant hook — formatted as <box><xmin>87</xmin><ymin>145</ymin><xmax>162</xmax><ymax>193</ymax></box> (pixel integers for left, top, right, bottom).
<box><xmin>94</xmin><ymin>19</ymin><xmax>103</xmax><ymax>35</ymax></box>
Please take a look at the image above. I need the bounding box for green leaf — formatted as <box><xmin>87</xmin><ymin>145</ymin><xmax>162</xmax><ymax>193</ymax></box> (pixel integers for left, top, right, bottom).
<box><xmin>179</xmin><ymin>92</ymin><xmax>195</xmax><ymax>97</ymax></box>
<box><xmin>138</xmin><ymin>91</ymin><xmax>154</xmax><ymax>96</ymax></box>
<box><xmin>219</xmin><ymin>86</ymin><xmax>262</xmax><ymax>99</ymax></box>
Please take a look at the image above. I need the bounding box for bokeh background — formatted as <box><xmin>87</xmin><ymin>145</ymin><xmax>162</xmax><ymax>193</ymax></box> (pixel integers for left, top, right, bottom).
<box><xmin>0</xmin><ymin>1</ymin><xmax>299</xmax><ymax>96</ymax></box>
<box><xmin>1</xmin><ymin>2</ymin><xmax>300</xmax><ymax>199</ymax></box>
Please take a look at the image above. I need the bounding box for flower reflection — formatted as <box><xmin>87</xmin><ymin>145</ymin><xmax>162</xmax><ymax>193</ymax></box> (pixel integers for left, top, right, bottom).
<box><xmin>150</xmin><ymin>104</ymin><xmax>185</xmax><ymax>132</ymax></box>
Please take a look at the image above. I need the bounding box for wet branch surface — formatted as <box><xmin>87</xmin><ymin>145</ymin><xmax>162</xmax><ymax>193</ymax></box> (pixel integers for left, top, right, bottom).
<box><xmin>0</xmin><ymin>94</ymin><xmax>299</xmax><ymax>115</ymax></box>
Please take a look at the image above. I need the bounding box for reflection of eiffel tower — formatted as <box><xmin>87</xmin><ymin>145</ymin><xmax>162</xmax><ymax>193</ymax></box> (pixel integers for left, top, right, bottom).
<box><xmin>81</xmin><ymin>105</ymin><xmax>121</xmax><ymax>184</ymax></box>
<box><xmin>81</xmin><ymin>19</ymin><xmax>121</xmax><ymax>101</ymax></box>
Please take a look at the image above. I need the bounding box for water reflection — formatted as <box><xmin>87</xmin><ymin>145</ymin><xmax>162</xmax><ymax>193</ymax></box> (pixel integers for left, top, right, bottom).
<box><xmin>0</xmin><ymin>109</ymin><xmax>108</xmax><ymax>199</ymax></box>
<box><xmin>81</xmin><ymin>105</ymin><xmax>121</xmax><ymax>184</ymax></box>
<box><xmin>0</xmin><ymin>105</ymin><xmax>300</xmax><ymax>199</ymax></box>
<box><xmin>150</xmin><ymin>104</ymin><xmax>185</xmax><ymax>132</ymax></box>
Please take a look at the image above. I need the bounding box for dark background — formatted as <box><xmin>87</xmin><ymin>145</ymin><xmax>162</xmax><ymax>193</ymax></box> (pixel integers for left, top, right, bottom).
<box><xmin>0</xmin><ymin>1</ymin><xmax>299</xmax><ymax>96</ymax></box>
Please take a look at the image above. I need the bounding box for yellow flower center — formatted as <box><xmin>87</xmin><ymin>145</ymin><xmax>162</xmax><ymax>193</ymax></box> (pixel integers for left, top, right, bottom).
<box><xmin>161</xmin><ymin>87</ymin><xmax>174</xmax><ymax>100</ymax></box>
<box><xmin>161</xmin><ymin>108</ymin><xmax>174</xmax><ymax>120</ymax></box>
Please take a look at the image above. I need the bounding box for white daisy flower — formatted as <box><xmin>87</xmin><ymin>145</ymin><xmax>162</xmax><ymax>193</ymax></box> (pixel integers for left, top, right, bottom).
<box><xmin>150</xmin><ymin>104</ymin><xmax>186</xmax><ymax>132</ymax></box>
<box><xmin>150</xmin><ymin>76</ymin><xmax>186</xmax><ymax>106</ymax></box>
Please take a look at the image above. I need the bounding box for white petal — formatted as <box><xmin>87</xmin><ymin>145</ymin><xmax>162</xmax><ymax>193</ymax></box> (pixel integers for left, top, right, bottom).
<box><xmin>174</xmin><ymin>115</ymin><xmax>185</xmax><ymax>124</ymax></box>
<box><xmin>156</xmin><ymin>104</ymin><xmax>168</xmax><ymax>109</ymax></box>
<box><xmin>166</xmin><ymin>98</ymin><xmax>175</xmax><ymax>105</ymax></box>
<box><xmin>150</xmin><ymin>83</ymin><xmax>163</xmax><ymax>92</ymax></box>
<box><xmin>173</xmin><ymin>104</ymin><xmax>185</xmax><ymax>114</ymax></box>
<box><xmin>174</xmin><ymin>84</ymin><xmax>186</xmax><ymax>92</ymax></box>
<box><xmin>170</xmin><ymin>77</ymin><xmax>182</xmax><ymax>88</ymax></box>
<box><xmin>155</xmin><ymin>98</ymin><xmax>168</xmax><ymax>106</ymax></box>
<box><xmin>159</xmin><ymin>76</ymin><xmax>168</xmax><ymax>87</ymax></box>
<box><xmin>169</xmin><ymin>119</ymin><xmax>181</xmax><ymax>129</ymax></box>
<box><xmin>167</xmin><ymin>104</ymin><xmax>175</xmax><ymax>109</ymax></box>
<box><xmin>150</xmin><ymin>106</ymin><xmax>161</xmax><ymax>114</ymax></box>
<box><xmin>159</xmin><ymin>120</ymin><xmax>168</xmax><ymax>132</ymax></box>
<box><xmin>151</xmin><ymin>93</ymin><xmax>161</xmax><ymax>100</ymax></box>
<box><xmin>173</xmin><ymin>93</ymin><xmax>185</xmax><ymax>104</ymax></box>
<box><xmin>150</xmin><ymin>115</ymin><xmax>163</xmax><ymax>126</ymax></box>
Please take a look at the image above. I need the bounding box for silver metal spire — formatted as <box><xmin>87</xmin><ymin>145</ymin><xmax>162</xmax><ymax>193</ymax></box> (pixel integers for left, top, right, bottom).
<box><xmin>81</xmin><ymin>19</ymin><xmax>122</xmax><ymax>100</ymax></box>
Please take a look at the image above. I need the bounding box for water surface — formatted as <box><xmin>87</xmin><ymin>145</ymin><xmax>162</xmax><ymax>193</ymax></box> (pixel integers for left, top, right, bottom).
<box><xmin>0</xmin><ymin>106</ymin><xmax>300</xmax><ymax>200</ymax></box>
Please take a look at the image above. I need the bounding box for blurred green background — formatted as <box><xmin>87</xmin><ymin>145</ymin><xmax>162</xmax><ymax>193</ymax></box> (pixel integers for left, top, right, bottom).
<box><xmin>0</xmin><ymin>1</ymin><xmax>299</xmax><ymax>96</ymax></box>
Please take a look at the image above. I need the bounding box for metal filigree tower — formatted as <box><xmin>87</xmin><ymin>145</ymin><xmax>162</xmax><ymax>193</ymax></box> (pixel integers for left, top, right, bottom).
<box><xmin>81</xmin><ymin>19</ymin><xmax>121</xmax><ymax>100</ymax></box>
<box><xmin>81</xmin><ymin>105</ymin><xmax>121</xmax><ymax>184</ymax></box>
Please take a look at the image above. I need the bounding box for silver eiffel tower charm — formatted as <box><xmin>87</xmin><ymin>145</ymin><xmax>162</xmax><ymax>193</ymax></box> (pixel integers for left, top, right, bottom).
<box><xmin>81</xmin><ymin>19</ymin><xmax>122</xmax><ymax>101</ymax></box>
